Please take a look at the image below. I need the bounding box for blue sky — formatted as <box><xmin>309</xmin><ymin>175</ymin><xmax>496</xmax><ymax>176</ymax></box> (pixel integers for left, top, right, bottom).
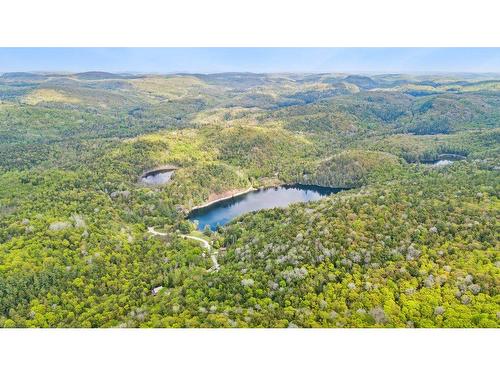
<box><xmin>1</xmin><ymin>48</ymin><xmax>500</xmax><ymax>74</ymax></box>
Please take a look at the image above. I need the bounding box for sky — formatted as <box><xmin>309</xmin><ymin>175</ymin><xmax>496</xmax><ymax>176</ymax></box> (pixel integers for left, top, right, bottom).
<box><xmin>1</xmin><ymin>48</ymin><xmax>500</xmax><ymax>74</ymax></box>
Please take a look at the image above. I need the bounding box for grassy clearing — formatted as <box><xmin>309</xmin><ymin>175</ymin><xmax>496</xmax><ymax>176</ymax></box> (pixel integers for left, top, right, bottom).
<box><xmin>23</xmin><ymin>89</ymin><xmax>81</xmax><ymax>105</ymax></box>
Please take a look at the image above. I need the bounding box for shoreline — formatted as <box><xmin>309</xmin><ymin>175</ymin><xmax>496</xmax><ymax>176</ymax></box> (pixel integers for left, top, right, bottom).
<box><xmin>188</xmin><ymin>182</ymin><xmax>345</xmax><ymax>213</ymax></box>
<box><xmin>139</xmin><ymin>165</ymin><xmax>178</xmax><ymax>179</ymax></box>
<box><xmin>190</xmin><ymin>186</ymin><xmax>258</xmax><ymax>211</ymax></box>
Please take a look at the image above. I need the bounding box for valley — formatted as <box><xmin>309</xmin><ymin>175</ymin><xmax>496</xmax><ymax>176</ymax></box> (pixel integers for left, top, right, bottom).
<box><xmin>0</xmin><ymin>71</ymin><xmax>498</xmax><ymax>327</ymax></box>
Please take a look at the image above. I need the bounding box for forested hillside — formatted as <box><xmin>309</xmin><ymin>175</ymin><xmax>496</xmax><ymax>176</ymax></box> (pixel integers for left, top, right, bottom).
<box><xmin>0</xmin><ymin>72</ymin><xmax>498</xmax><ymax>327</ymax></box>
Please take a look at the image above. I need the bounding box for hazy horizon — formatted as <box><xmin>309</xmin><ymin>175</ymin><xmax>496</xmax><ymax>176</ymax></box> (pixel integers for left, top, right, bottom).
<box><xmin>1</xmin><ymin>48</ymin><xmax>500</xmax><ymax>74</ymax></box>
<box><xmin>3</xmin><ymin>70</ymin><xmax>500</xmax><ymax>77</ymax></box>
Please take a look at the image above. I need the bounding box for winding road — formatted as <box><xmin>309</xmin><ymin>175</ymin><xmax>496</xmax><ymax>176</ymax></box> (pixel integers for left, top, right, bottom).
<box><xmin>147</xmin><ymin>227</ymin><xmax>220</xmax><ymax>272</ymax></box>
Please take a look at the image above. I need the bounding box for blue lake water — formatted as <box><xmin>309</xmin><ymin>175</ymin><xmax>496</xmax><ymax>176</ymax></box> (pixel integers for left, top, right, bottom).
<box><xmin>189</xmin><ymin>184</ymin><xmax>342</xmax><ymax>230</ymax></box>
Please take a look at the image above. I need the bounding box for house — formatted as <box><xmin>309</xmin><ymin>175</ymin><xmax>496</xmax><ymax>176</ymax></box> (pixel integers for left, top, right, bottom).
<box><xmin>151</xmin><ymin>286</ymin><xmax>163</xmax><ymax>296</ymax></box>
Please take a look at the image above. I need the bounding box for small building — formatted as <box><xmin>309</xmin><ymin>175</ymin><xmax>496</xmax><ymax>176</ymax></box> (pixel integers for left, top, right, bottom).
<box><xmin>151</xmin><ymin>286</ymin><xmax>163</xmax><ymax>296</ymax></box>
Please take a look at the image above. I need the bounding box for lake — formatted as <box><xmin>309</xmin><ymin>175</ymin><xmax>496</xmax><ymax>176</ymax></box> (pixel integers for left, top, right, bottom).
<box><xmin>141</xmin><ymin>170</ymin><xmax>174</xmax><ymax>185</ymax></box>
<box><xmin>421</xmin><ymin>153</ymin><xmax>466</xmax><ymax>167</ymax></box>
<box><xmin>189</xmin><ymin>184</ymin><xmax>342</xmax><ymax>230</ymax></box>
<box><xmin>432</xmin><ymin>159</ymin><xmax>454</xmax><ymax>167</ymax></box>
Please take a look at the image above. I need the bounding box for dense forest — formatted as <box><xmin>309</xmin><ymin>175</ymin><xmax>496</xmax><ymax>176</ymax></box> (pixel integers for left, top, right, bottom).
<box><xmin>0</xmin><ymin>72</ymin><xmax>498</xmax><ymax>327</ymax></box>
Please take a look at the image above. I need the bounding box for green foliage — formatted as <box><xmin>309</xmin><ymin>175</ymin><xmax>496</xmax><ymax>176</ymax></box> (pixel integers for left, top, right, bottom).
<box><xmin>308</xmin><ymin>150</ymin><xmax>402</xmax><ymax>188</ymax></box>
<box><xmin>0</xmin><ymin>72</ymin><xmax>498</xmax><ymax>327</ymax></box>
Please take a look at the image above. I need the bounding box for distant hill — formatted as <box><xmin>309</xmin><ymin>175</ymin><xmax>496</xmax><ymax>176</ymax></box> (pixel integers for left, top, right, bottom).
<box><xmin>73</xmin><ymin>71</ymin><xmax>138</xmax><ymax>80</ymax></box>
<box><xmin>343</xmin><ymin>75</ymin><xmax>378</xmax><ymax>89</ymax></box>
<box><xmin>1</xmin><ymin>72</ymin><xmax>47</xmax><ymax>80</ymax></box>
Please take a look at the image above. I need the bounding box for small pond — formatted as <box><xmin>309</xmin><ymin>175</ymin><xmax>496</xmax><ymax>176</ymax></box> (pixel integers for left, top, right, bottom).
<box><xmin>141</xmin><ymin>169</ymin><xmax>175</xmax><ymax>185</ymax></box>
<box><xmin>431</xmin><ymin>159</ymin><xmax>454</xmax><ymax>167</ymax></box>
<box><xmin>421</xmin><ymin>153</ymin><xmax>466</xmax><ymax>167</ymax></box>
<box><xmin>189</xmin><ymin>184</ymin><xmax>343</xmax><ymax>230</ymax></box>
